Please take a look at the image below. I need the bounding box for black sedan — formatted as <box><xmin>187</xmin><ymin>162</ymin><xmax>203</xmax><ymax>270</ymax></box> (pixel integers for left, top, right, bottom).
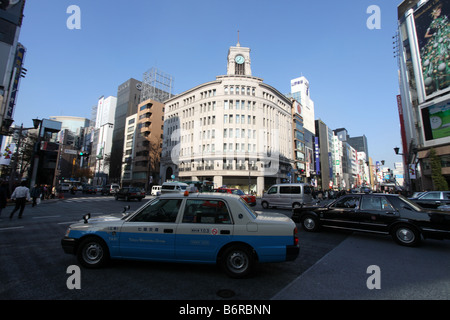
<box><xmin>115</xmin><ymin>187</ymin><xmax>145</xmax><ymax>201</ymax></box>
<box><xmin>409</xmin><ymin>191</ymin><xmax>450</xmax><ymax>209</ymax></box>
<box><xmin>292</xmin><ymin>193</ymin><xmax>450</xmax><ymax>247</ymax></box>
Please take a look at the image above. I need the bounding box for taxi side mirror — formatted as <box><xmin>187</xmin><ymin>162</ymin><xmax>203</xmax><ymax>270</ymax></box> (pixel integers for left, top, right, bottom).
<box><xmin>83</xmin><ymin>213</ymin><xmax>91</xmax><ymax>224</ymax></box>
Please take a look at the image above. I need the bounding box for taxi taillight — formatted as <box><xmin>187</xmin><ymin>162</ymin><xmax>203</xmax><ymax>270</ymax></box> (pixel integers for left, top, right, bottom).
<box><xmin>294</xmin><ymin>227</ymin><xmax>299</xmax><ymax>246</ymax></box>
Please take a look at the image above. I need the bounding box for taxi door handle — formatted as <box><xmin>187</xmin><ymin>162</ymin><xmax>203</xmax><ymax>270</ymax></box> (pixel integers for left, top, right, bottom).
<box><xmin>220</xmin><ymin>230</ymin><xmax>230</xmax><ymax>235</ymax></box>
<box><xmin>164</xmin><ymin>229</ymin><xmax>173</xmax><ymax>233</ymax></box>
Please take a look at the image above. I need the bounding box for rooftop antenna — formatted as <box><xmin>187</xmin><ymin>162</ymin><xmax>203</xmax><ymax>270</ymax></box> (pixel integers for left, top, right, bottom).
<box><xmin>237</xmin><ymin>30</ymin><xmax>240</xmax><ymax>47</ymax></box>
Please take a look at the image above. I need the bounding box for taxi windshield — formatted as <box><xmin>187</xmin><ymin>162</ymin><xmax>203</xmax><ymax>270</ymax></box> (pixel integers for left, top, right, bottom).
<box><xmin>239</xmin><ymin>197</ymin><xmax>257</xmax><ymax>218</ymax></box>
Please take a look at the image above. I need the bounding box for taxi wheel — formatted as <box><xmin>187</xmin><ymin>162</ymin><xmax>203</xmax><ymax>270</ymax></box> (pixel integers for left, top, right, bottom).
<box><xmin>77</xmin><ymin>237</ymin><xmax>110</xmax><ymax>268</ymax></box>
<box><xmin>220</xmin><ymin>245</ymin><xmax>255</xmax><ymax>278</ymax></box>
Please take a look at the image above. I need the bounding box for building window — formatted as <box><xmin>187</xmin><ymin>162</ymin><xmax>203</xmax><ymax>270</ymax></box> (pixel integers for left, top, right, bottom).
<box><xmin>235</xmin><ymin>63</ymin><xmax>245</xmax><ymax>75</ymax></box>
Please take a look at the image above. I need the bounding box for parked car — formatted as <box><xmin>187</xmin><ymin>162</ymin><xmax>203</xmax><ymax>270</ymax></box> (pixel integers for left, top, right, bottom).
<box><xmin>82</xmin><ymin>185</ymin><xmax>96</xmax><ymax>194</ymax></box>
<box><xmin>215</xmin><ymin>187</ymin><xmax>256</xmax><ymax>206</ymax></box>
<box><xmin>261</xmin><ymin>183</ymin><xmax>313</xmax><ymax>209</ymax></box>
<box><xmin>61</xmin><ymin>192</ymin><xmax>299</xmax><ymax>278</ymax></box>
<box><xmin>115</xmin><ymin>187</ymin><xmax>145</xmax><ymax>201</ymax></box>
<box><xmin>161</xmin><ymin>182</ymin><xmax>189</xmax><ymax>194</ymax></box>
<box><xmin>409</xmin><ymin>191</ymin><xmax>450</xmax><ymax>209</ymax></box>
<box><xmin>151</xmin><ymin>185</ymin><xmax>162</xmax><ymax>196</ymax></box>
<box><xmin>60</xmin><ymin>183</ymin><xmax>71</xmax><ymax>192</ymax></box>
<box><xmin>292</xmin><ymin>193</ymin><xmax>450</xmax><ymax>247</ymax></box>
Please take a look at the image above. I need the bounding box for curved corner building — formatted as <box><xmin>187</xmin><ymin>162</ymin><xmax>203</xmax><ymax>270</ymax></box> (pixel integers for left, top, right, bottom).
<box><xmin>160</xmin><ymin>42</ymin><xmax>294</xmax><ymax>195</ymax></box>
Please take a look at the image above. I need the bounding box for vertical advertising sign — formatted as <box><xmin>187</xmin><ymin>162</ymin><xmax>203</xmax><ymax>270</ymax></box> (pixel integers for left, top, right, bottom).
<box><xmin>414</xmin><ymin>0</ymin><xmax>450</xmax><ymax>99</ymax></box>
<box><xmin>0</xmin><ymin>143</ymin><xmax>15</xmax><ymax>165</ymax></box>
<box><xmin>397</xmin><ymin>95</ymin><xmax>409</xmax><ymax>164</ymax></box>
<box><xmin>5</xmin><ymin>43</ymin><xmax>25</xmax><ymax>119</ymax></box>
<box><xmin>314</xmin><ymin>137</ymin><xmax>320</xmax><ymax>175</ymax></box>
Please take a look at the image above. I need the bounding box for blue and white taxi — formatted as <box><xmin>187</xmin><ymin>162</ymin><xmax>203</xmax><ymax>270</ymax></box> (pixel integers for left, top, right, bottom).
<box><xmin>61</xmin><ymin>192</ymin><xmax>299</xmax><ymax>278</ymax></box>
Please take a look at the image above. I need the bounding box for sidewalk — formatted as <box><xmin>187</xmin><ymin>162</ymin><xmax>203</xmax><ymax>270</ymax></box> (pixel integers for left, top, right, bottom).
<box><xmin>5</xmin><ymin>192</ymin><xmax>70</xmax><ymax>207</ymax></box>
<box><xmin>272</xmin><ymin>233</ymin><xmax>450</xmax><ymax>300</ymax></box>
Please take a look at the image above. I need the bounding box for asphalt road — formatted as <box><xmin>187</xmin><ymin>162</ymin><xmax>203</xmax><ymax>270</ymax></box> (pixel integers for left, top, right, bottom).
<box><xmin>1</xmin><ymin>193</ymin><xmax>449</xmax><ymax>301</ymax></box>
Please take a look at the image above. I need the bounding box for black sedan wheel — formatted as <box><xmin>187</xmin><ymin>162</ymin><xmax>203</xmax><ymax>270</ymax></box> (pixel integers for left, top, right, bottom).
<box><xmin>391</xmin><ymin>224</ymin><xmax>421</xmax><ymax>247</ymax></box>
<box><xmin>301</xmin><ymin>214</ymin><xmax>320</xmax><ymax>232</ymax></box>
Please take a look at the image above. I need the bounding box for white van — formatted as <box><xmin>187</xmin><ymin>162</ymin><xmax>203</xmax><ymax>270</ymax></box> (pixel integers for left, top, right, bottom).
<box><xmin>261</xmin><ymin>183</ymin><xmax>313</xmax><ymax>209</ymax></box>
<box><xmin>161</xmin><ymin>182</ymin><xmax>189</xmax><ymax>194</ymax></box>
<box><xmin>60</xmin><ymin>183</ymin><xmax>70</xmax><ymax>192</ymax></box>
<box><xmin>151</xmin><ymin>185</ymin><xmax>162</xmax><ymax>196</ymax></box>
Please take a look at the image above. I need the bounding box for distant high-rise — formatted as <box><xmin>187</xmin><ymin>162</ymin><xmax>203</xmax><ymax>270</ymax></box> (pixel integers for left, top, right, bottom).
<box><xmin>290</xmin><ymin>76</ymin><xmax>315</xmax><ymax>134</ymax></box>
<box><xmin>92</xmin><ymin>96</ymin><xmax>117</xmax><ymax>184</ymax></box>
<box><xmin>109</xmin><ymin>78</ymin><xmax>142</xmax><ymax>182</ymax></box>
<box><xmin>289</xmin><ymin>76</ymin><xmax>316</xmax><ymax>182</ymax></box>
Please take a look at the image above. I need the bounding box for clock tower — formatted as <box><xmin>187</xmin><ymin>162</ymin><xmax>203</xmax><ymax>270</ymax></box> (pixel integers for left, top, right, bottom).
<box><xmin>227</xmin><ymin>41</ymin><xmax>251</xmax><ymax>76</ymax></box>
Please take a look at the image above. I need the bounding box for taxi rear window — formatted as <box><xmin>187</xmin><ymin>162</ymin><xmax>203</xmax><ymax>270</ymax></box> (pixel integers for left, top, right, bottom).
<box><xmin>182</xmin><ymin>199</ymin><xmax>232</xmax><ymax>224</ymax></box>
<box><xmin>239</xmin><ymin>198</ymin><xmax>257</xmax><ymax>218</ymax></box>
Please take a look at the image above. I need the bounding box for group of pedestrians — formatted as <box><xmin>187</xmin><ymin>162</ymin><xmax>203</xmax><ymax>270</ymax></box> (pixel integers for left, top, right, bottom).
<box><xmin>312</xmin><ymin>189</ymin><xmax>347</xmax><ymax>200</ymax></box>
<box><xmin>0</xmin><ymin>181</ymin><xmax>54</xmax><ymax>220</ymax></box>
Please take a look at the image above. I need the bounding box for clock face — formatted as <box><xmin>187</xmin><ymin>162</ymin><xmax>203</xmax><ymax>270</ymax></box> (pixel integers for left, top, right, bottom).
<box><xmin>235</xmin><ymin>55</ymin><xmax>245</xmax><ymax>64</ymax></box>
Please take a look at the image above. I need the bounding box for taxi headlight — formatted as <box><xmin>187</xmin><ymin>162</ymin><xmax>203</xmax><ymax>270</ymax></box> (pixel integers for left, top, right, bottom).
<box><xmin>64</xmin><ymin>228</ymin><xmax>71</xmax><ymax>237</ymax></box>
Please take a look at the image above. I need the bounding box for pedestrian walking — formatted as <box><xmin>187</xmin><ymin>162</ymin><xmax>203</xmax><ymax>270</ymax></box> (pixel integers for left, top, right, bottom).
<box><xmin>0</xmin><ymin>180</ymin><xmax>9</xmax><ymax>217</ymax></box>
<box><xmin>9</xmin><ymin>181</ymin><xmax>31</xmax><ymax>219</ymax></box>
<box><xmin>30</xmin><ymin>184</ymin><xmax>41</xmax><ymax>207</ymax></box>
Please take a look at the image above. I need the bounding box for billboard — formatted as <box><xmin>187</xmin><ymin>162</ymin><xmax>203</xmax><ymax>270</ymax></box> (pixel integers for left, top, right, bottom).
<box><xmin>420</xmin><ymin>95</ymin><xmax>450</xmax><ymax>142</ymax></box>
<box><xmin>414</xmin><ymin>0</ymin><xmax>450</xmax><ymax>99</ymax></box>
<box><xmin>0</xmin><ymin>0</ymin><xmax>26</xmax><ymax>26</ymax></box>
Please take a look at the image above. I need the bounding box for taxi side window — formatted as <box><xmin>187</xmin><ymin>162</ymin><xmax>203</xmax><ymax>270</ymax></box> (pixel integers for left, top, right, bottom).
<box><xmin>182</xmin><ymin>199</ymin><xmax>231</xmax><ymax>224</ymax></box>
<box><xmin>132</xmin><ymin>199</ymin><xmax>182</xmax><ymax>223</ymax></box>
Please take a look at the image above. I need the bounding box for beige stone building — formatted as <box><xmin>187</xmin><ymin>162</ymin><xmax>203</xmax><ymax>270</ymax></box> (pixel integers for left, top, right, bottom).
<box><xmin>122</xmin><ymin>98</ymin><xmax>164</xmax><ymax>189</ymax></box>
<box><xmin>160</xmin><ymin>43</ymin><xmax>294</xmax><ymax>195</ymax></box>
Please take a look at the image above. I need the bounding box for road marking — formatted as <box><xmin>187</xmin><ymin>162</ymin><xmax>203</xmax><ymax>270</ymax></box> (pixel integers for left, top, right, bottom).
<box><xmin>0</xmin><ymin>226</ymin><xmax>24</xmax><ymax>231</ymax></box>
<box><xmin>63</xmin><ymin>196</ymin><xmax>114</xmax><ymax>202</ymax></box>
<box><xmin>57</xmin><ymin>221</ymin><xmax>78</xmax><ymax>225</ymax></box>
<box><xmin>33</xmin><ymin>215</ymin><xmax>61</xmax><ymax>219</ymax></box>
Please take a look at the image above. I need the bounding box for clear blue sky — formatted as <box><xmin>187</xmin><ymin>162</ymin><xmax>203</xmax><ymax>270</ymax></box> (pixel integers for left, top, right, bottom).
<box><xmin>14</xmin><ymin>0</ymin><xmax>402</xmax><ymax>168</ymax></box>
